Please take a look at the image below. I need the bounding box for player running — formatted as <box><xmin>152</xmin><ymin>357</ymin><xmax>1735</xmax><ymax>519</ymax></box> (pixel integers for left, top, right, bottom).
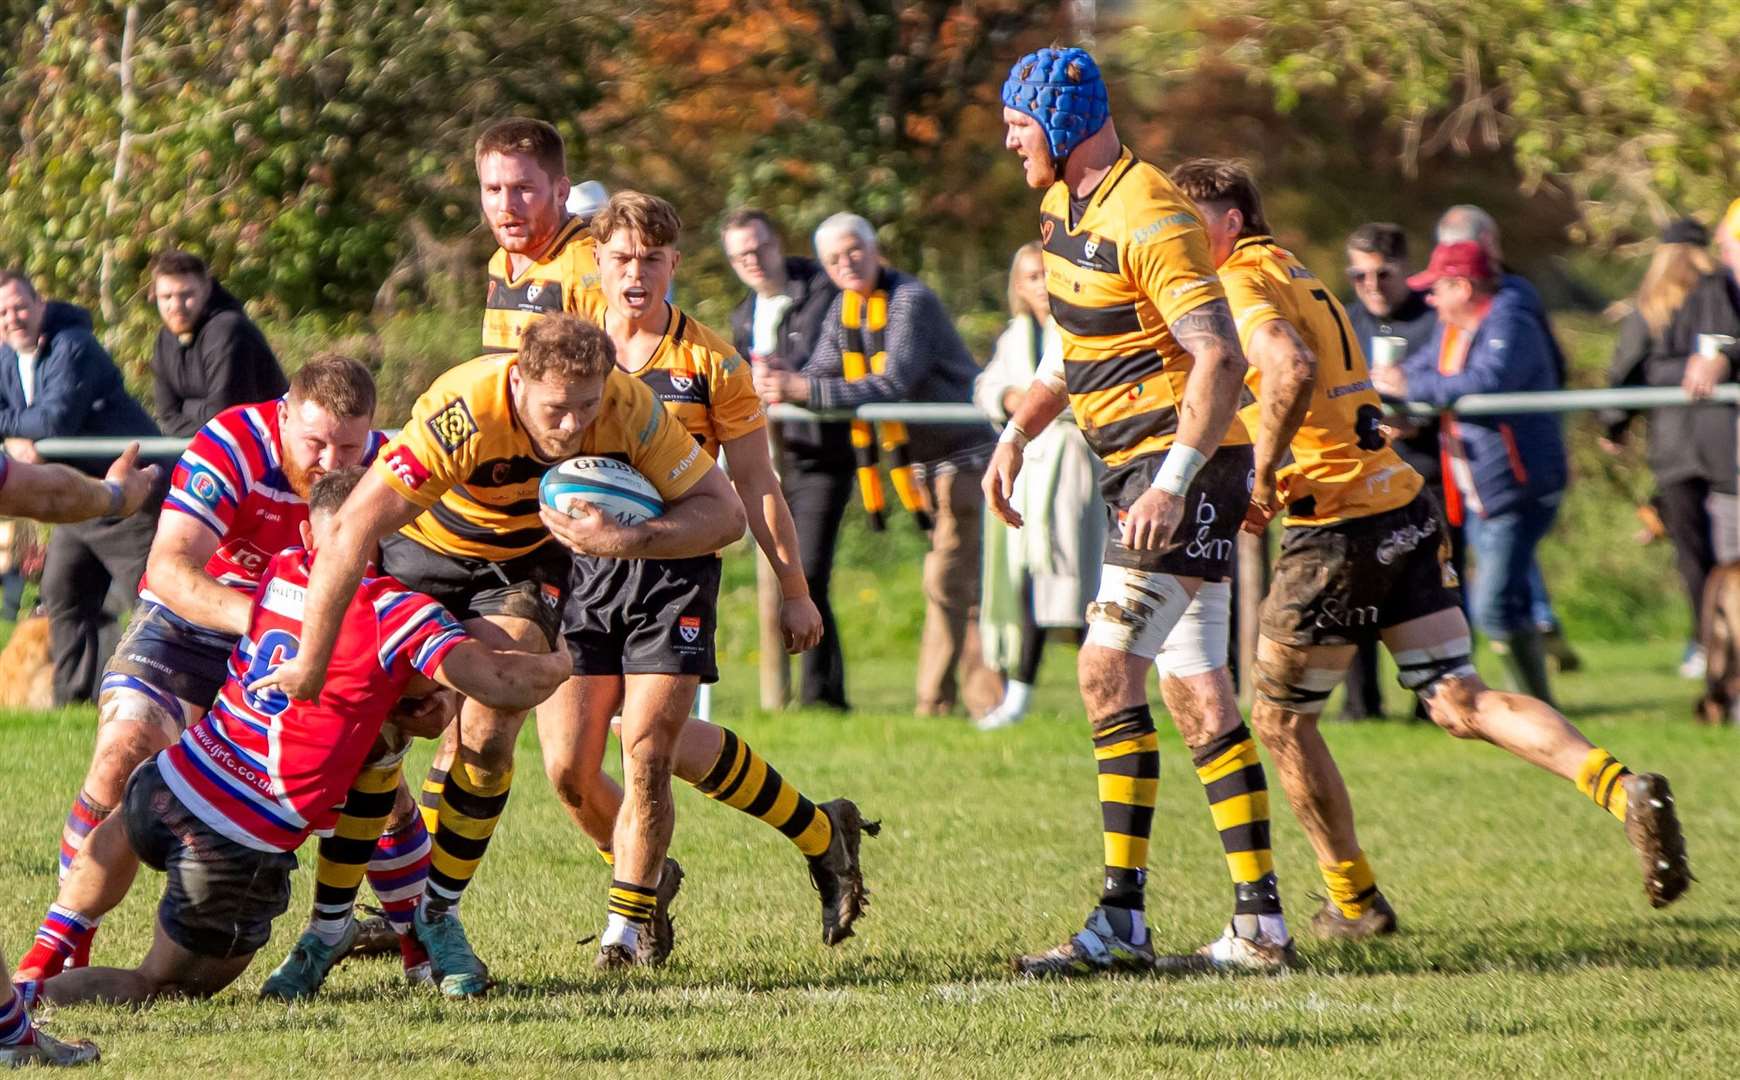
<box><xmin>1168</xmin><ymin>158</ymin><xmax>1691</xmax><ymax>935</ymax></box>
<box><xmin>254</xmin><ymin>314</ymin><xmax>745</xmax><ymax>997</ymax></box>
<box><xmin>13</xmin><ymin>358</ymin><xmax>413</xmax><ymax>987</ymax></box>
<box><xmin>31</xmin><ymin>468</ymin><xmax>568</xmax><ymax>1007</ymax></box>
<box><xmin>543</xmin><ymin>191</ymin><xmax>874</xmax><ymax>967</ymax></box>
<box><xmin>986</xmin><ymin>48</ymin><xmax>1294</xmax><ymax>976</ymax></box>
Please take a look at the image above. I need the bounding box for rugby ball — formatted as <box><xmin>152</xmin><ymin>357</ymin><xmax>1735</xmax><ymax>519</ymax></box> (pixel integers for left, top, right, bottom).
<box><xmin>540</xmin><ymin>455</ymin><xmax>664</xmax><ymax>525</ymax></box>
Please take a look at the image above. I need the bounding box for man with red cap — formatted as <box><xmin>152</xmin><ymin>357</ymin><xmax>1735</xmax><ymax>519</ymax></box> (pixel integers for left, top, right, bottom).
<box><xmin>1373</xmin><ymin>240</ymin><xmax>1569</xmax><ymax>702</ymax></box>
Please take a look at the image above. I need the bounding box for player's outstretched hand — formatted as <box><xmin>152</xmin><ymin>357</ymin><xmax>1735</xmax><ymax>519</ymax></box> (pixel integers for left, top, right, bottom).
<box><xmin>540</xmin><ymin>502</ymin><xmax>638</xmax><ymax>558</ymax></box>
<box><xmin>982</xmin><ymin>442</ymin><xmax>1025</xmax><ymax>528</ymax></box>
<box><xmin>104</xmin><ymin>443</ymin><xmax>161</xmax><ymax>518</ymax></box>
<box><xmin>1121</xmin><ymin>487</ymin><xmax>1184</xmax><ymax>553</ymax></box>
<box><xmin>780</xmin><ymin>594</ymin><xmax>824</xmax><ymax>654</ymax></box>
<box><xmin>249</xmin><ymin>656</ymin><xmax>325</xmax><ymax>703</ymax></box>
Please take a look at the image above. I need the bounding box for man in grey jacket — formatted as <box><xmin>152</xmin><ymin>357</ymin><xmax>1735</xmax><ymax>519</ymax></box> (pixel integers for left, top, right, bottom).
<box><xmin>753</xmin><ymin>214</ymin><xmax>1000</xmax><ymax>717</ymax></box>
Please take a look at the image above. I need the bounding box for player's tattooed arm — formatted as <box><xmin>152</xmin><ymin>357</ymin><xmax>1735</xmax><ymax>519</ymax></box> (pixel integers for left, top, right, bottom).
<box><xmin>1169</xmin><ymin>298</ymin><xmax>1250</xmax><ymax>455</ymax></box>
<box><xmin>1244</xmin><ymin>319</ymin><xmax>1317</xmax><ymax>531</ymax></box>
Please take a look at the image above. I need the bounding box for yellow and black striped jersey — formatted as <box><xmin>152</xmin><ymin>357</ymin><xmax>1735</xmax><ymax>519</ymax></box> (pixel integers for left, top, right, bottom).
<box><xmin>573</xmin><ymin>295</ymin><xmax>765</xmax><ymax>459</ymax></box>
<box><xmin>374</xmin><ymin>355</ymin><xmax>712</xmax><ymax>561</ymax></box>
<box><xmin>1220</xmin><ymin>236</ymin><xmax>1421</xmax><ymax>525</ymax></box>
<box><xmin>481</xmin><ymin>215</ymin><xmax>600</xmax><ymax>353</ymax></box>
<box><xmin>1040</xmin><ymin>146</ymin><xmax>1248</xmax><ymax>481</ymax></box>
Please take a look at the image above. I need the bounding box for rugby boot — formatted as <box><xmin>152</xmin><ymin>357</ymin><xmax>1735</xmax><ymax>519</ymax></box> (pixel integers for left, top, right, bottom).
<box><xmin>1308</xmin><ymin>892</ymin><xmax>1399</xmax><ymax>941</ymax></box>
<box><xmin>412</xmin><ymin>907</ymin><xmax>491</xmax><ymax>998</ymax></box>
<box><xmin>259</xmin><ymin>919</ymin><xmax>360</xmax><ymax>1002</ymax></box>
<box><xmin>0</xmin><ymin>1028</ymin><xmax>100</xmax><ymax>1069</ymax></box>
<box><xmin>594</xmin><ymin>943</ymin><xmax>641</xmax><ymax>971</ymax></box>
<box><xmin>1154</xmin><ymin>923</ymin><xmax>1297</xmax><ymax>975</ymax></box>
<box><xmin>641</xmin><ymin>858</ymin><xmax>684</xmax><ymax>966</ymax></box>
<box><xmin>342</xmin><ymin>913</ymin><xmax>401</xmax><ymax>960</ymax></box>
<box><xmin>807</xmin><ymin>799</ymin><xmax>880</xmax><ymax>946</ymax></box>
<box><xmin>1622</xmin><ymin>773</ymin><xmax>1692</xmax><ymax>908</ymax></box>
<box><xmin>1012</xmin><ymin>906</ymin><xmax>1156</xmax><ymax>978</ymax></box>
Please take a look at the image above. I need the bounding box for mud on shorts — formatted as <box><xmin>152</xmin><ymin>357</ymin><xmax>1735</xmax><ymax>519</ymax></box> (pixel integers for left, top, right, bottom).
<box><xmin>100</xmin><ymin>603</ymin><xmax>237</xmax><ymax>724</ymax></box>
<box><xmin>1085</xmin><ymin>445</ymin><xmax>1252</xmax><ymax>659</ymax></box>
<box><xmin>564</xmin><ymin>554</ymin><xmax>721</xmax><ymax>684</ymax></box>
<box><xmin>1260</xmin><ymin>490</ymin><xmax>1463</xmax><ymax>648</ymax></box>
<box><xmin>380</xmin><ymin>532</ymin><xmax>570</xmax><ymax>647</ymax></box>
<box><xmin>122</xmin><ymin>759</ymin><xmax>297</xmax><ymax>958</ymax></box>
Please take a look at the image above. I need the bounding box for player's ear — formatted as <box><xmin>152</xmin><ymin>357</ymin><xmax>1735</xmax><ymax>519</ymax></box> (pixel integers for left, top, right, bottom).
<box><xmin>555</xmin><ymin>175</ymin><xmax>571</xmax><ymax>207</ymax></box>
<box><xmin>298</xmin><ymin>520</ymin><xmax>314</xmax><ymax>550</ymax></box>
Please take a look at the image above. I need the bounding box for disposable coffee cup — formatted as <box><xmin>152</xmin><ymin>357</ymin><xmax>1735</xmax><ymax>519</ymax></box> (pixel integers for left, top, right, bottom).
<box><xmin>1697</xmin><ymin>333</ymin><xmax>1737</xmax><ymax>359</ymax></box>
<box><xmin>1369</xmin><ymin>335</ymin><xmax>1408</xmax><ymax>369</ymax></box>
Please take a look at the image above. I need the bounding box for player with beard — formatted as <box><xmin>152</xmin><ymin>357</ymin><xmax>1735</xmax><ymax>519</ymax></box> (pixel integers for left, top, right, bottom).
<box><xmin>478</xmin><ymin>118</ymin><xmax>600</xmax><ymax>355</ymax></box>
<box><xmin>252</xmin><ymin>314</ymin><xmax>745</xmax><ymax>997</ymax></box>
<box><xmin>14</xmin><ymin>357</ymin><xmax>390</xmax><ymax>987</ymax></box>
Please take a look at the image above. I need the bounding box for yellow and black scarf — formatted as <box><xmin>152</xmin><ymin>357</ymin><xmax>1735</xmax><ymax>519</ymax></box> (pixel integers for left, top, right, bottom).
<box><xmin>841</xmin><ymin>286</ymin><xmax>932</xmax><ymax>531</ymax></box>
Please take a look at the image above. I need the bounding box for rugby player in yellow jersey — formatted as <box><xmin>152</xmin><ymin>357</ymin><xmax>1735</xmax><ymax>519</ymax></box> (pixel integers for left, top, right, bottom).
<box><xmin>542</xmin><ymin>192</ymin><xmax>875</xmax><ymax>966</ymax></box>
<box><xmin>1170</xmin><ymin>159</ymin><xmax>1691</xmax><ymax>937</ymax></box>
<box><xmin>987</xmin><ymin>47</ymin><xmax>1295</xmax><ymax>975</ymax></box>
<box><xmin>477</xmin><ymin>118</ymin><xmax>600</xmax><ymax>354</ymax></box>
<box><xmin>252</xmin><ymin>315</ymin><xmax>746</xmax><ymax>997</ymax></box>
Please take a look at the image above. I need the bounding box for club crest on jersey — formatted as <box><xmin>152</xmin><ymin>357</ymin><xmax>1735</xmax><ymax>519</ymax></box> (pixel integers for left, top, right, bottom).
<box><xmin>1040</xmin><ymin>219</ymin><xmax>1054</xmax><ymax>246</ymax></box>
<box><xmin>189</xmin><ymin>469</ymin><xmax>222</xmax><ymax>508</ymax></box>
<box><xmin>1083</xmin><ymin>235</ymin><xmax>1100</xmax><ymax>260</ymax></box>
<box><xmin>427</xmin><ymin>398</ymin><xmax>479</xmax><ymax>453</ymax></box>
<box><xmin>541</xmin><ymin>582</ymin><xmax>562</xmax><ymax>610</ymax></box>
<box><xmin>670</xmin><ymin>371</ymin><xmax>694</xmax><ymax>394</ymax></box>
<box><xmin>525</xmin><ymin>283</ymin><xmax>543</xmax><ymax>304</ymax></box>
<box><xmin>677</xmin><ymin>615</ymin><xmax>702</xmax><ymax>643</ymax></box>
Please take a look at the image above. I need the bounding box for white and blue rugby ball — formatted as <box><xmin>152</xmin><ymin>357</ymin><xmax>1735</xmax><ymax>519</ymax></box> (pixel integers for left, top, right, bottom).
<box><xmin>540</xmin><ymin>455</ymin><xmax>664</xmax><ymax>525</ymax></box>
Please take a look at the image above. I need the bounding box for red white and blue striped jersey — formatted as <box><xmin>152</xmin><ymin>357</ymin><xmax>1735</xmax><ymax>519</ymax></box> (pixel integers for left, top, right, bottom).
<box><xmin>157</xmin><ymin>547</ymin><xmax>469</xmax><ymax>853</ymax></box>
<box><xmin>141</xmin><ymin>400</ymin><xmax>386</xmax><ymax>610</ymax></box>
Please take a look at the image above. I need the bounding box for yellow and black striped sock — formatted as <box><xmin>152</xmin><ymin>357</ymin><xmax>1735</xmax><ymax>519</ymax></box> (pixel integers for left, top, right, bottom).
<box><xmin>1320</xmin><ymin>854</ymin><xmax>1380</xmax><ymax>920</ymax></box>
<box><xmin>1192</xmin><ymin>723</ymin><xmax>1282</xmax><ymax>920</ymax></box>
<box><xmin>607</xmin><ymin>880</ymin><xmax>658</xmax><ymax>926</ymax></box>
<box><xmin>1093</xmin><ymin>704</ymin><xmax>1160</xmax><ymax>912</ymax></box>
<box><xmin>1576</xmin><ymin>747</ymin><xmax>1631</xmax><ymax>822</ymax></box>
<box><xmin>313</xmin><ymin>761</ymin><xmax>401</xmax><ymax>942</ymax></box>
<box><xmin>424</xmin><ymin>763</ymin><xmax>511</xmax><ymax>913</ymax></box>
<box><xmin>418</xmin><ymin>767</ymin><xmax>448</xmax><ymax>835</ymax></box>
<box><xmin>692</xmin><ymin>727</ymin><xmax>834</xmax><ymax>858</ymax></box>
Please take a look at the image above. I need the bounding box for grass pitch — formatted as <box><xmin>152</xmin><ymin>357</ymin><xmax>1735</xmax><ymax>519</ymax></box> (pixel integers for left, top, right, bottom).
<box><xmin>2</xmin><ymin>640</ymin><xmax>1736</xmax><ymax>1078</ymax></box>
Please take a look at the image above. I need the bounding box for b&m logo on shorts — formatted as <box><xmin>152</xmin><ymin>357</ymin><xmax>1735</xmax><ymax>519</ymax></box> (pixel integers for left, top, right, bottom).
<box><xmin>677</xmin><ymin>615</ymin><xmax>702</xmax><ymax>644</ymax></box>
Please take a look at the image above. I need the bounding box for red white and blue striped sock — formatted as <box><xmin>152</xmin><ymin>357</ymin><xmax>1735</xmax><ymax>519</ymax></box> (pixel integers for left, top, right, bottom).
<box><xmin>0</xmin><ymin>982</ymin><xmax>33</xmax><ymax>1047</ymax></box>
<box><xmin>58</xmin><ymin>792</ymin><xmax>110</xmax><ymax>880</ymax></box>
<box><xmin>23</xmin><ymin>906</ymin><xmax>98</xmax><ymax>979</ymax></box>
<box><xmin>367</xmin><ymin>816</ymin><xmax>433</xmax><ymax>937</ymax></box>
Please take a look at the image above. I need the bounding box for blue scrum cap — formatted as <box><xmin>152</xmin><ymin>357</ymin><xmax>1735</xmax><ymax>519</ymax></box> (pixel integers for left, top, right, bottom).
<box><xmin>1001</xmin><ymin>47</ymin><xmax>1109</xmax><ymax>162</ymax></box>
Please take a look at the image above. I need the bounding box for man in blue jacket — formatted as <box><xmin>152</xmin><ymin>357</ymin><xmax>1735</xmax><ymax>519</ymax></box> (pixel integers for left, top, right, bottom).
<box><xmin>0</xmin><ymin>270</ymin><xmax>164</xmax><ymax>704</ymax></box>
<box><xmin>1372</xmin><ymin>241</ymin><xmax>1567</xmax><ymax>703</ymax></box>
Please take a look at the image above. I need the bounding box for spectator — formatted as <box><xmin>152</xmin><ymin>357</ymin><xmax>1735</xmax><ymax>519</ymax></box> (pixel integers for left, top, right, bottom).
<box><xmin>1436</xmin><ymin>205</ymin><xmax>1581</xmax><ymax>671</ymax></box>
<box><xmin>1606</xmin><ymin>213</ymin><xmax>1740</xmax><ymax>676</ymax></box>
<box><xmin>0</xmin><ymin>269</ymin><xmax>163</xmax><ymax>704</ymax></box>
<box><xmin>752</xmin><ymin>213</ymin><xmax>1000</xmax><ymax>718</ymax></box>
<box><xmin>147</xmin><ymin>250</ymin><xmax>286</xmax><ymax>437</ymax></box>
<box><xmin>973</xmin><ymin>241</ymin><xmax>1103</xmax><ymax>730</ymax></box>
<box><xmin>1341</xmin><ymin>222</ymin><xmax>1454</xmax><ymax>720</ymax></box>
<box><xmin>723</xmin><ymin>208</ymin><xmax>846</xmax><ymax>707</ymax></box>
<box><xmin>567</xmin><ymin>179</ymin><xmax>611</xmax><ymax>226</ymax></box>
<box><xmin>1372</xmin><ymin>242</ymin><xmax>1568</xmax><ymax>704</ymax></box>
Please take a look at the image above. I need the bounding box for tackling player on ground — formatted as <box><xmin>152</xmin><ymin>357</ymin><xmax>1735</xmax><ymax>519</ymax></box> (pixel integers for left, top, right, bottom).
<box><xmin>253</xmin><ymin>315</ymin><xmax>745</xmax><ymax>997</ymax></box>
<box><xmin>31</xmin><ymin>468</ymin><xmax>568</xmax><ymax>1008</ymax></box>
<box><xmin>986</xmin><ymin>48</ymin><xmax>1294</xmax><ymax>975</ymax></box>
<box><xmin>543</xmin><ymin>191</ymin><xmax>875</xmax><ymax>966</ymax></box>
<box><xmin>12</xmin><ymin>359</ymin><xmax>428</xmax><ymax>989</ymax></box>
<box><xmin>1169</xmin><ymin>159</ymin><xmax>1691</xmax><ymax>934</ymax></box>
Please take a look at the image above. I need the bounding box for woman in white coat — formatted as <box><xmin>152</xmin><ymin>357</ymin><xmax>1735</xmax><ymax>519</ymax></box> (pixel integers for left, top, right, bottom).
<box><xmin>974</xmin><ymin>242</ymin><xmax>1105</xmax><ymax>730</ymax></box>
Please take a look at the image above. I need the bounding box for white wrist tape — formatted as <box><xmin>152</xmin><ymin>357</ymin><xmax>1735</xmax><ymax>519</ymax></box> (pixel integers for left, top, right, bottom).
<box><xmin>1151</xmin><ymin>445</ymin><xmax>1207</xmax><ymax>495</ymax></box>
<box><xmin>998</xmin><ymin>424</ymin><xmax>1033</xmax><ymax>451</ymax></box>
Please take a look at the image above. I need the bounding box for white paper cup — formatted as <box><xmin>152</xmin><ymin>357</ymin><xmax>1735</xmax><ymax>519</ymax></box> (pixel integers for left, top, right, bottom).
<box><xmin>1368</xmin><ymin>335</ymin><xmax>1408</xmax><ymax>369</ymax></box>
<box><xmin>1698</xmin><ymin>333</ymin><xmax>1737</xmax><ymax>359</ymax></box>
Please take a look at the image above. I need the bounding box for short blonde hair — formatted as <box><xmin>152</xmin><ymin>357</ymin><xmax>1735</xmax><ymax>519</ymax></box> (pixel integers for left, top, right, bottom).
<box><xmin>519</xmin><ymin>313</ymin><xmax>615</xmax><ymax>382</ymax></box>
